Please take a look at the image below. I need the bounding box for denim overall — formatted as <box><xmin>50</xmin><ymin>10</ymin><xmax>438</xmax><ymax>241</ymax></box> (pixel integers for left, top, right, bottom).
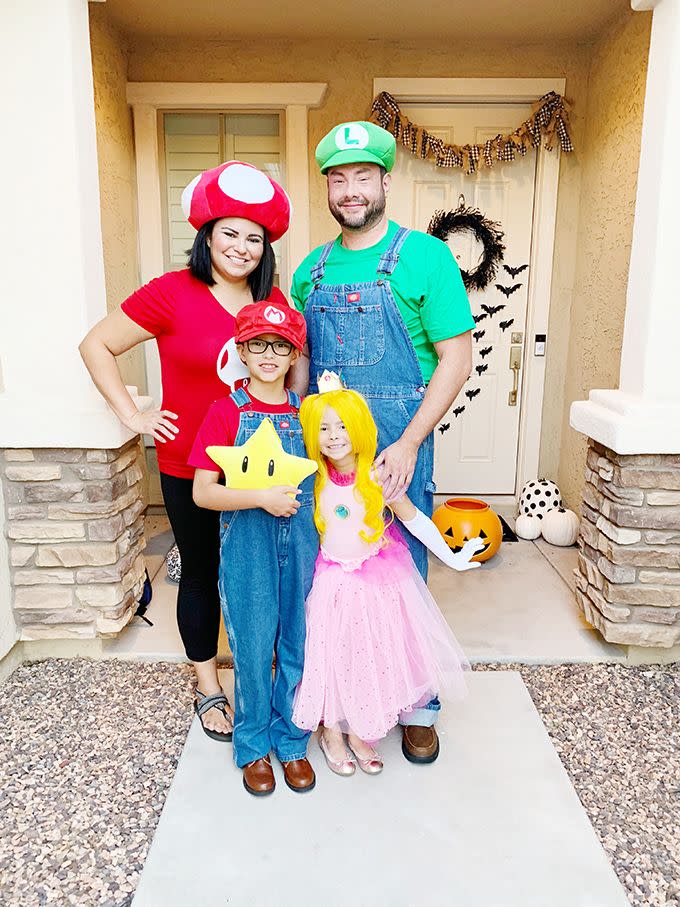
<box><xmin>304</xmin><ymin>227</ymin><xmax>440</xmax><ymax>728</ymax></box>
<box><xmin>305</xmin><ymin>226</ymin><xmax>435</xmax><ymax>579</ymax></box>
<box><xmin>218</xmin><ymin>388</ymin><xmax>318</xmax><ymax>767</ymax></box>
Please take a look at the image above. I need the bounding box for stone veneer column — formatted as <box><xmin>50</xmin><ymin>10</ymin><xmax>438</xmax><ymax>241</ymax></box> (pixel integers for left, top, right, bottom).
<box><xmin>571</xmin><ymin>0</ymin><xmax>680</xmax><ymax>649</ymax></box>
<box><xmin>575</xmin><ymin>442</ymin><xmax>680</xmax><ymax>647</ymax></box>
<box><xmin>1</xmin><ymin>442</ymin><xmax>147</xmax><ymax>640</ymax></box>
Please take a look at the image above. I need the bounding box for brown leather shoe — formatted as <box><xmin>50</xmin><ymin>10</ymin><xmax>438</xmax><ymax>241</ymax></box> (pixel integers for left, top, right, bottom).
<box><xmin>242</xmin><ymin>756</ymin><xmax>275</xmax><ymax>796</ymax></box>
<box><xmin>281</xmin><ymin>757</ymin><xmax>316</xmax><ymax>793</ymax></box>
<box><xmin>402</xmin><ymin>725</ymin><xmax>440</xmax><ymax>764</ymax></box>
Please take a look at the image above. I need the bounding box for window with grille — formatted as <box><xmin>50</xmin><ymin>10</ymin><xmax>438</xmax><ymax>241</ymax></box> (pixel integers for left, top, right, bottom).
<box><xmin>162</xmin><ymin>112</ymin><xmax>284</xmax><ymax>278</ymax></box>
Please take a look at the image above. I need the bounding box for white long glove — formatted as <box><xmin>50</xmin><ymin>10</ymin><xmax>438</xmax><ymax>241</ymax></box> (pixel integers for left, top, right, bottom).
<box><xmin>401</xmin><ymin>508</ymin><xmax>485</xmax><ymax>571</ymax></box>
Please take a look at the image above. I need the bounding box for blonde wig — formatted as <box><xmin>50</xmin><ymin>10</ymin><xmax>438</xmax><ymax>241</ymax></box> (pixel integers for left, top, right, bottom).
<box><xmin>300</xmin><ymin>389</ymin><xmax>385</xmax><ymax>544</ymax></box>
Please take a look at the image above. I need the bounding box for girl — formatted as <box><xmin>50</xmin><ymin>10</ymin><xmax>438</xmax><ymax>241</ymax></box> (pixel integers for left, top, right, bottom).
<box><xmin>292</xmin><ymin>385</ymin><xmax>482</xmax><ymax>774</ymax></box>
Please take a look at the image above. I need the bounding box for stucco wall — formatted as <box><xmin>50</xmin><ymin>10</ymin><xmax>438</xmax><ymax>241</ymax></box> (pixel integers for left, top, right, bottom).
<box><xmin>90</xmin><ymin>13</ymin><xmax>652</xmax><ymax>508</ymax></box>
<box><xmin>127</xmin><ymin>37</ymin><xmax>589</xmax><ymax>242</ymax></box>
<box><xmin>126</xmin><ymin>34</ymin><xmax>591</xmax><ymax>486</ymax></box>
<box><xmin>556</xmin><ymin>9</ymin><xmax>651</xmax><ymax>509</ymax></box>
<box><xmin>89</xmin><ymin>5</ymin><xmax>145</xmax><ymax>392</ymax></box>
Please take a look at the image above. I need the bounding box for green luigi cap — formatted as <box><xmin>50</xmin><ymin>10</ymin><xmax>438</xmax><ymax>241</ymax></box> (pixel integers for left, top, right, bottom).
<box><xmin>315</xmin><ymin>121</ymin><xmax>396</xmax><ymax>174</ymax></box>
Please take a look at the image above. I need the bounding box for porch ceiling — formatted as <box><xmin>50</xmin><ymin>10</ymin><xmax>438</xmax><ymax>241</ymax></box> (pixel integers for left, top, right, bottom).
<box><xmin>103</xmin><ymin>0</ymin><xmax>629</xmax><ymax>43</ymax></box>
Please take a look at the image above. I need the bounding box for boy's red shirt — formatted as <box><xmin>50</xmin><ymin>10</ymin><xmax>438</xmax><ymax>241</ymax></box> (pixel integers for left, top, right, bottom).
<box><xmin>188</xmin><ymin>388</ymin><xmax>298</xmax><ymax>477</ymax></box>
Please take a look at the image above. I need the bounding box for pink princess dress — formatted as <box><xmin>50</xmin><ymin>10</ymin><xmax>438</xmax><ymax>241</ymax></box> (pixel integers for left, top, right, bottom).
<box><xmin>292</xmin><ymin>465</ymin><xmax>469</xmax><ymax>742</ymax></box>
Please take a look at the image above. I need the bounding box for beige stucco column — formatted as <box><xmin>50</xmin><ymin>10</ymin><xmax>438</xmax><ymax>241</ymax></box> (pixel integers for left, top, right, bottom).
<box><xmin>571</xmin><ymin>0</ymin><xmax>680</xmax><ymax>450</ymax></box>
<box><xmin>0</xmin><ymin>0</ymin><xmax>150</xmax><ymax>660</ymax></box>
<box><xmin>570</xmin><ymin>0</ymin><xmax>680</xmax><ymax>650</ymax></box>
<box><xmin>0</xmin><ymin>0</ymin><xmax>141</xmax><ymax>449</ymax></box>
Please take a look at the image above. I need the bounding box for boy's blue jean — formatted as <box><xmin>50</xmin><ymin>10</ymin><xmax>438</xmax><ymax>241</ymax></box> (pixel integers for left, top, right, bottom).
<box><xmin>218</xmin><ymin>490</ymin><xmax>317</xmax><ymax>768</ymax></box>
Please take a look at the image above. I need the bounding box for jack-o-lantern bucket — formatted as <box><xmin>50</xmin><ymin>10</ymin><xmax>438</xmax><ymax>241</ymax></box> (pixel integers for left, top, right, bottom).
<box><xmin>432</xmin><ymin>498</ymin><xmax>503</xmax><ymax>563</ymax></box>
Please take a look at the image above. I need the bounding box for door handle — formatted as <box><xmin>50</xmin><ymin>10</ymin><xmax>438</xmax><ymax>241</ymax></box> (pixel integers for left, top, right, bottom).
<box><xmin>508</xmin><ymin>345</ymin><xmax>522</xmax><ymax>406</ymax></box>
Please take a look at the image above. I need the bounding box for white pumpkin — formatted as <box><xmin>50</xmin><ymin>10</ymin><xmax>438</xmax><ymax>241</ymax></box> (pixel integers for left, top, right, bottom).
<box><xmin>541</xmin><ymin>508</ymin><xmax>580</xmax><ymax>546</ymax></box>
<box><xmin>515</xmin><ymin>513</ymin><xmax>542</xmax><ymax>540</ymax></box>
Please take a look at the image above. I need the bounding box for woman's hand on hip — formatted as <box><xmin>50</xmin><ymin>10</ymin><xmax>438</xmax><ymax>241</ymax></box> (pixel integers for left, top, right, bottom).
<box><xmin>123</xmin><ymin>409</ymin><xmax>179</xmax><ymax>443</ymax></box>
<box><xmin>258</xmin><ymin>486</ymin><xmax>301</xmax><ymax>517</ymax></box>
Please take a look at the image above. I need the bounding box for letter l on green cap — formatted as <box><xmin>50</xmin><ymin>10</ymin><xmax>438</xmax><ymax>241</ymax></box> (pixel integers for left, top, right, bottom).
<box><xmin>315</xmin><ymin>121</ymin><xmax>397</xmax><ymax>174</ymax></box>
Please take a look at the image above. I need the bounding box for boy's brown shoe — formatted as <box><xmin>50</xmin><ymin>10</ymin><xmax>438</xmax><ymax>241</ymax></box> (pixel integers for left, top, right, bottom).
<box><xmin>281</xmin><ymin>757</ymin><xmax>316</xmax><ymax>792</ymax></box>
<box><xmin>401</xmin><ymin>725</ymin><xmax>440</xmax><ymax>764</ymax></box>
<box><xmin>243</xmin><ymin>756</ymin><xmax>276</xmax><ymax>796</ymax></box>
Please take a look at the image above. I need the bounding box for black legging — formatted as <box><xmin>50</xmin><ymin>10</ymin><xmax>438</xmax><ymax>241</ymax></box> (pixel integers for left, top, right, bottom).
<box><xmin>160</xmin><ymin>472</ymin><xmax>220</xmax><ymax>663</ymax></box>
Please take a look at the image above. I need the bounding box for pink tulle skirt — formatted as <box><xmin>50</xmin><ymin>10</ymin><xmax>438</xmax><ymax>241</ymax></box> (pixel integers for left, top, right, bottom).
<box><xmin>292</xmin><ymin>528</ymin><xmax>469</xmax><ymax>741</ymax></box>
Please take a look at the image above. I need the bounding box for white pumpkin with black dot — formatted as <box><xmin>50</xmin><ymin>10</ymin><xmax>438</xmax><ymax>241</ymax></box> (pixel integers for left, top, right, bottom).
<box><xmin>541</xmin><ymin>508</ymin><xmax>580</xmax><ymax>547</ymax></box>
<box><xmin>518</xmin><ymin>479</ymin><xmax>562</xmax><ymax>520</ymax></box>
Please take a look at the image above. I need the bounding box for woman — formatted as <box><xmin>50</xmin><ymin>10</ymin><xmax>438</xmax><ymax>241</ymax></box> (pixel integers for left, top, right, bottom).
<box><xmin>80</xmin><ymin>161</ymin><xmax>291</xmax><ymax>741</ymax></box>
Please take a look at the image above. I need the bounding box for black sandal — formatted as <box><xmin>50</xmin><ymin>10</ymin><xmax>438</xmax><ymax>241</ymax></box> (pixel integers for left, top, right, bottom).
<box><xmin>194</xmin><ymin>690</ymin><xmax>233</xmax><ymax>743</ymax></box>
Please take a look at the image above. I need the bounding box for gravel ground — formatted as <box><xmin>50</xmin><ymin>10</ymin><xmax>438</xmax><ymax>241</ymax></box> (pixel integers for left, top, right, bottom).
<box><xmin>475</xmin><ymin>663</ymin><xmax>680</xmax><ymax>907</ymax></box>
<box><xmin>0</xmin><ymin>660</ymin><xmax>194</xmax><ymax>907</ymax></box>
<box><xmin>0</xmin><ymin>659</ymin><xmax>677</xmax><ymax>907</ymax></box>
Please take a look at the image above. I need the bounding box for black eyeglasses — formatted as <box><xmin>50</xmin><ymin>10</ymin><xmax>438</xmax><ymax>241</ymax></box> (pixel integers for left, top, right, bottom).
<box><xmin>245</xmin><ymin>338</ymin><xmax>294</xmax><ymax>356</ymax></box>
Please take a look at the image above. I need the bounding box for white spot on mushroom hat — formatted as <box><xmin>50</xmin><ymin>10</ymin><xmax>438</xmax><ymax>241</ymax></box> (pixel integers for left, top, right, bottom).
<box><xmin>180</xmin><ymin>160</ymin><xmax>291</xmax><ymax>241</ymax></box>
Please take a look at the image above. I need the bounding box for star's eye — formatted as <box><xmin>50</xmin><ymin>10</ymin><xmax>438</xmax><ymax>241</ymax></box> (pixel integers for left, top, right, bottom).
<box><xmin>268</xmin><ymin>459</ymin><xmax>275</xmax><ymax>477</ymax></box>
<box><xmin>241</xmin><ymin>456</ymin><xmax>248</xmax><ymax>473</ymax></box>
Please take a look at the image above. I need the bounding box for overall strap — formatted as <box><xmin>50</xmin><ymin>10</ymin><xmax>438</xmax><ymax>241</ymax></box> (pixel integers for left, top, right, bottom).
<box><xmin>286</xmin><ymin>390</ymin><xmax>302</xmax><ymax>412</ymax></box>
<box><xmin>229</xmin><ymin>387</ymin><xmax>251</xmax><ymax>409</ymax></box>
<box><xmin>377</xmin><ymin>226</ymin><xmax>411</xmax><ymax>277</ymax></box>
<box><xmin>310</xmin><ymin>240</ymin><xmax>336</xmax><ymax>284</ymax></box>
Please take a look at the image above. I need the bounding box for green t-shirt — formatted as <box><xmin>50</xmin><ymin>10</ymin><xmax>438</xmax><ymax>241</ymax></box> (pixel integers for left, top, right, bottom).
<box><xmin>291</xmin><ymin>221</ymin><xmax>474</xmax><ymax>383</ymax></box>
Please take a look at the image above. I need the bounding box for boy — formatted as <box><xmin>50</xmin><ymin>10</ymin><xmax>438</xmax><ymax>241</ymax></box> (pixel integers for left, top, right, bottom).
<box><xmin>190</xmin><ymin>300</ymin><xmax>318</xmax><ymax>796</ymax></box>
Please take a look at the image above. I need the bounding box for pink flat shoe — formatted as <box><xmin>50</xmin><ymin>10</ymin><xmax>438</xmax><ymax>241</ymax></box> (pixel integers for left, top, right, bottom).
<box><xmin>318</xmin><ymin>734</ymin><xmax>356</xmax><ymax>777</ymax></box>
<box><xmin>347</xmin><ymin>741</ymin><xmax>383</xmax><ymax>775</ymax></box>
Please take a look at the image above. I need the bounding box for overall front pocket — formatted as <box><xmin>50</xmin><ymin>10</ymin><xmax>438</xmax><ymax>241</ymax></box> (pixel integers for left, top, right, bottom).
<box><xmin>309</xmin><ymin>304</ymin><xmax>385</xmax><ymax>367</ymax></box>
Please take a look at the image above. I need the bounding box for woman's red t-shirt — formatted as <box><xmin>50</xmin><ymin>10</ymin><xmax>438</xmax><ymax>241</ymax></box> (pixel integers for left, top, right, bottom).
<box><xmin>121</xmin><ymin>269</ymin><xmax>288</xmax><ymax>479</ymax></box>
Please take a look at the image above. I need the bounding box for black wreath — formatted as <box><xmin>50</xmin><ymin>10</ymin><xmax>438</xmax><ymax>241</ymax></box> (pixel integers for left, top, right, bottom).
<box><xmin>428</xmin><ymin>206</ymin><xmax>506</xmax><ymax>292</ymax></box>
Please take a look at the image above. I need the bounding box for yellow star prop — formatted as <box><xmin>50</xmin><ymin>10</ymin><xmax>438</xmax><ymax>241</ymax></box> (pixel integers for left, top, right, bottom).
<box><xmin>206</xmin><ymin>417</ymin><xmax>317</xmax><ymax>490</ymax></box>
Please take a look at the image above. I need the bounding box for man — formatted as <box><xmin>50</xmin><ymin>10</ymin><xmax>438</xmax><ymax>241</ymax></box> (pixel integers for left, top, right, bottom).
<box><xmin>290</xmin><ymin>120</ymin><xmax>474</xmax><ymax>764</ymax></box>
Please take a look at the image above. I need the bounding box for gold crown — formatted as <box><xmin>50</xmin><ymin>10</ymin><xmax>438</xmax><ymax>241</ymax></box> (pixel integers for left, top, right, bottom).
<box><xmin>317</xmin><ymin>370</ymin><xmax>345</xmax><ymax>393</ymax></box>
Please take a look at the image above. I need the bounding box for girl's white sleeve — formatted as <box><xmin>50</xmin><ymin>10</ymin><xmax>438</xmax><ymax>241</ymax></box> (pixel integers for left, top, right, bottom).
<box><xmin>401</xmin><ymin>508</ymin><xmax>484</xmax><ymax>571</ymax></box>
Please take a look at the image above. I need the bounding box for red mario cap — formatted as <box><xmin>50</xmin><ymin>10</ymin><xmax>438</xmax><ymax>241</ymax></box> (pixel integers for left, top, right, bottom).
<box><xmin>235</xmin><ymin>300</ymin><xmax>307</xmax><ymax>351</ymax></box>
<box><xmin>181</xmin><ymin>161</ymin><xmax>291</xmax><ymax>241</ymax></box>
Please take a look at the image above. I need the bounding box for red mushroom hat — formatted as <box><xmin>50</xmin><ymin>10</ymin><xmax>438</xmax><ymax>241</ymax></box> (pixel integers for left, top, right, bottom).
<box><xmin>181</xmin><ymin>161</ymin><xmax>291</xmax><ymax>241</ymax></box>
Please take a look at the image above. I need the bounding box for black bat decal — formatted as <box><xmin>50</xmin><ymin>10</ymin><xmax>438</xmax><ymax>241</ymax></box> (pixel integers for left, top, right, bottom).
<box><xmin>473</xmin><ymin>329</ymin><xmax>486</xmax><ymax>343</ymax></box>
<box><xmin>475</xmin><ymin>364</ymin><xmax>488</xmax><ymax>376</ymax></box>
<box><xmin>479</xmin><ymin>346</ymin><xmax>493</xmax><ymax>359</ymax></box>
<box><xmin>503</xmin><ymin>264</ymin><xmax>529</xmax><ymax>278</ymax></box>
<box><xmin>481</xmin><ymin>303</ymin><xmax>506</xmax><ymax>316</ymax></box>
<box><xmin>465</xmin><ymin>388</ymin><xmax>481</xmax><ymax>401</ymax></box>
<box><xmin>495</xmin><ymin>283</ymin><xmax>522</xmax><ymax>298</ymax></box>
<box><xmin>453</xmin><ymin>406</ymin><xmax>465</xmax><ymax>417</ymax></box>
<box><xmin>438</xmin><ymin>422</ymin><xmax>450</xmax><ymax>434</ymax></box>
<box><xmin>473</xmin><ymin>313</ymin><xmax>488</xmax><ymax>324</ymax></box>
<box><xmin>499</xmin><ymin>319</ymin><xmax>515</xmax><ymax>332</ymax></box>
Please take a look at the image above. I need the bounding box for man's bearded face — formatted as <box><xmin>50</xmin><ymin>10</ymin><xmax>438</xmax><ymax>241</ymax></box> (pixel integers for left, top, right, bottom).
<box><xmin>327</xmin><ymin>164</ymin><xmax>388</xmax><ymax>231</ymax></box>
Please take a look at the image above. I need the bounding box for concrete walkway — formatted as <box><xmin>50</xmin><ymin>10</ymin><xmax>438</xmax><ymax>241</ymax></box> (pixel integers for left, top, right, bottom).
<box><xmin>132</xmin><ymin>671</ymin><xmax>630</xmax><ymax>907</ymax></box>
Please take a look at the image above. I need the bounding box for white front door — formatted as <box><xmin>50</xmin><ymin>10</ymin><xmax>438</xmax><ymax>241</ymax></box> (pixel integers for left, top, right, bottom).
<box><xmin>389</xmin><ymin>103</ymin><xmax>538</xmax><ymax>495</ymax></box>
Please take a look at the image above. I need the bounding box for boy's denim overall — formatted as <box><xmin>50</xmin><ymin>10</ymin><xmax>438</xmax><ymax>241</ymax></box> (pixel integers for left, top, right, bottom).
<box><xmin>218</xmin><ymin>388</ymin><xmax>318</xmax><ymax>767</ymax></box>
<box><xmin>304</xmin><ymin>226</ymin><xmax>440</xmax><ymax>728</ymax></box>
